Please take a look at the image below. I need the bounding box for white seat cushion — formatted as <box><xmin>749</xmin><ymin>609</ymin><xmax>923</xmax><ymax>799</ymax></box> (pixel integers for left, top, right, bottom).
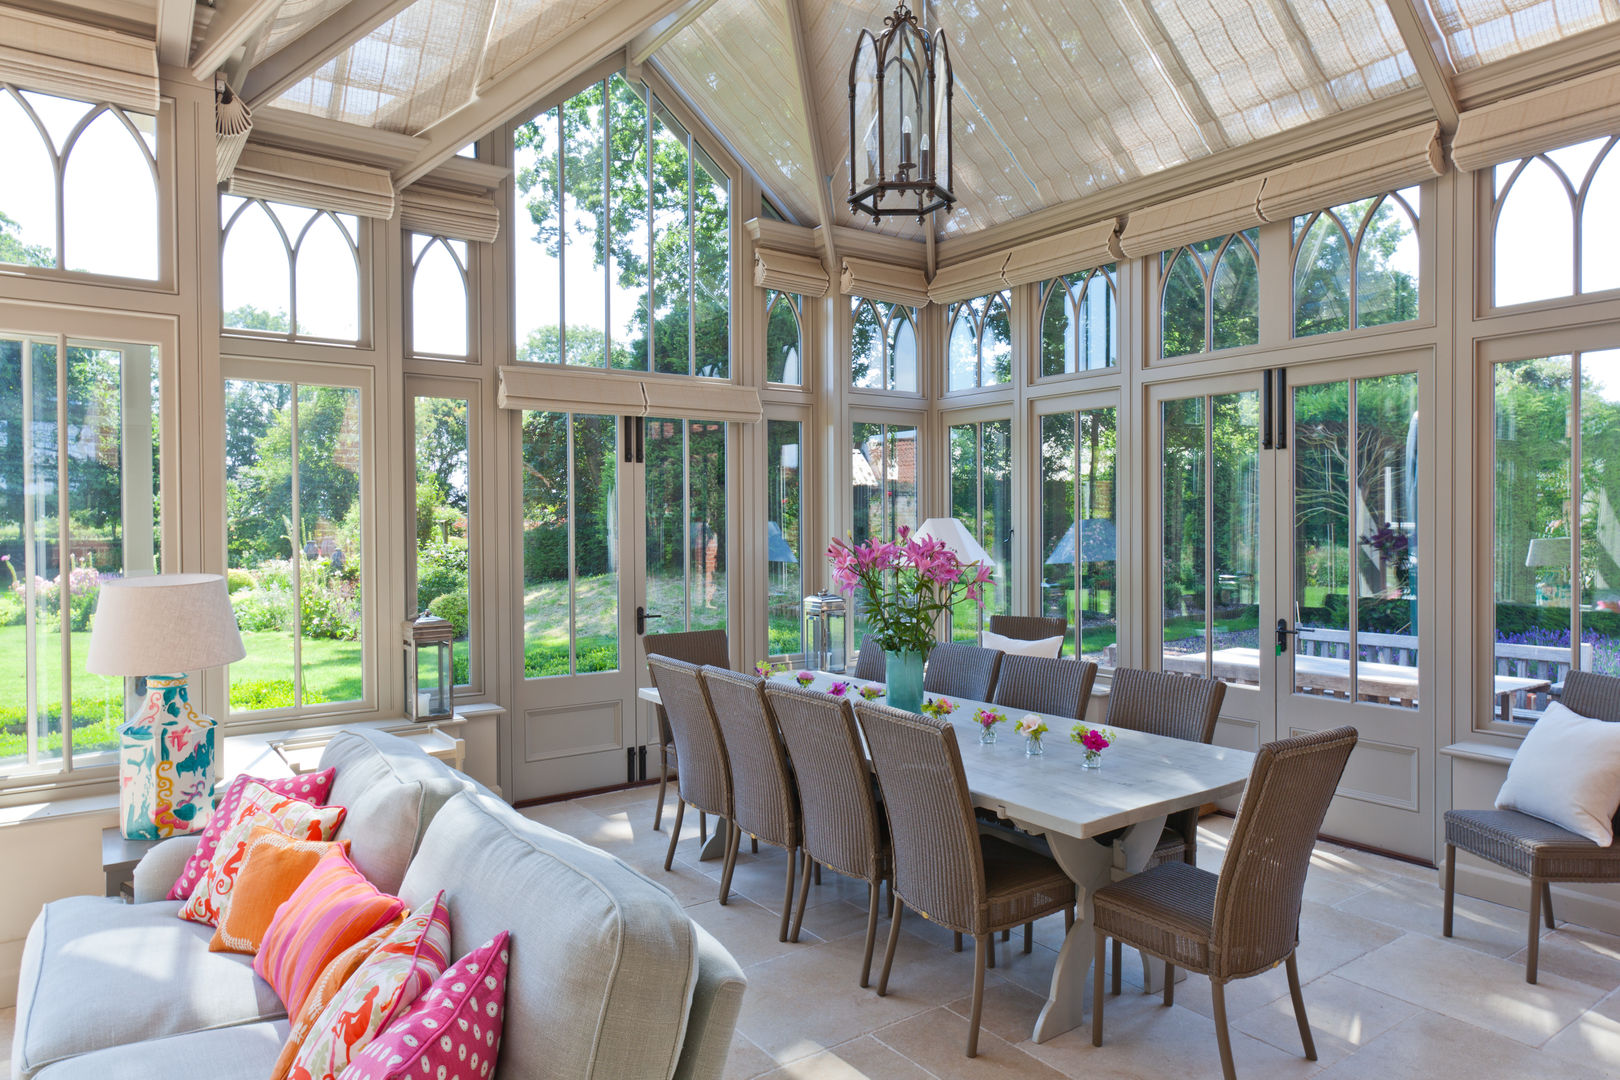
<box><xmin>981</xmin><ymin>629</ymin><xmax>1063</xmax><ymax>658</ymax></box>
<box><xmin>1496</xmin><ymin>700</ymin><xmax>1620</xmax><ymax>845</ymax></box>
<box><xmin>30</xmin><ymin>1021</ymin><xmax>288</xmax><ymax>1080</ymax></box>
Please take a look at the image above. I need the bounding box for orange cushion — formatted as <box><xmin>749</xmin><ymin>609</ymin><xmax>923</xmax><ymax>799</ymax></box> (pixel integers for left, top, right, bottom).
<box><xmin>209</xmin><ymin>827</ymin><xmax>350</xmax><ymax>955</ymax></box>
<box><xmin>268</xmin><ymin>916</ymin><xmax>402</xmax><ymax>1080</ymax></box>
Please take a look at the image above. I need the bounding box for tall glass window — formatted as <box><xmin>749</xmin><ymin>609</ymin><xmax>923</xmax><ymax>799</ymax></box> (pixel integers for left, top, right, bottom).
<box><xmin>1491</xmin><ymin>350</ymin><xmax>1620</xmax><ymax>725</ymax></box>
<box><xmin>1041</xmin><ymin>407</ymin><xmax>1117</xmax><ymax>665</ymax></box>
<box><xmin>222</xmin><ymin>196</ymin><xmax>361</xmax><ymax>341</ymax></box>
<box><xmin>224</xmin><ymin>379</ymin><xmax>364</xmax><ymax>714</ymax></box>
<box><xmin>645</xmin><ymin>418</ymin><xmax>729</xmax><ymax>632</ymax></box>
<box><xmin>1293</xmin><ymin>188</ymin><xmax>1419</xmax><ymax>337</ymax></box>
<box><xmin>851</xmin><ymin>421</ymin><xmax>918</xmax><ymax>644</ymax></box>
<box><xmin>1161</xmin><ymin>230</ymin><xmax>1260</xmax><ymax>358</ymax></box>
<box><xmin>850</xmin><ymin>297</ymin><xmax>918</xmax><ymax>392</ymax></box>
<box><xmin>0</xmin><ymin>337</ymin><xmax>160</xmax><ymax>776</ymax></box>
<box><xmin>946</xmin><ymin>291</ymin><xmax>1013</xmax><ymax>391</ymax></box>
<box><xmin>513</xmin><ymin>74</ymin><xmax>730</xmax><ymax>376</ymax></box>
<box><xmin>414</xmin><ymin>396</ymin><xmax>472</xmax><ymax>686</ymax></box>
<box><xmin>767</xmin><ymin>420</ymin><xmax>803</xmax><ymax>657</ymax></box>
<box><xmin>1040</xmin><ymin>268</ymin><xmax>1117</xmax><ymax>375</ymax></box>
<box><xmin>948</xmin><ymin>420</ymin><xmax>1012</xmax><ymax>639</ymax></box>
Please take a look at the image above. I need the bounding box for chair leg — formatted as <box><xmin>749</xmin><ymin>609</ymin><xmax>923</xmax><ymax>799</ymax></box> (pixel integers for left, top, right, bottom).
<box><xmin>1527</xmin><ymin>876</ymin><xmax>1543</xmax><ymax>984</ymax></box>
<box><xmin>1002</xmin><ymin>928</ymin><xmax>1010</xmax><ymax>942</ymax></box>
<box><xmin>1092</xmin><ymin>927</ymin><xmax>1106</xmax><ymax>1047</ymax></box>
<box><xmin>1285</xmin><ymin>953</ymin><xmax>1316</xmax><ymax>1061</ymax></box>
<box><xmin>988</xmin><ymin>933</ymin><xmax>996</xmax><ymax>969</ymax></box>
<box><xmin>1163</xmin><ymin>962</ymin><xmax>1174</xmax><ymax>1006</ymax></box>
<box><xmin>699</xmin><ymin>811</ymin><xmax>707</xmax><ymax>845</ymax></box>
<box><xmin>877</xmin><ymin>902</ymin><xmax>904</xmax><ymax>996</ymax></box>
<box><xmin>1442</xmin><ymin>842</ymin><xmax>1455</xmax><ymax>938</ymax></box>
<box><xmin>967</xmin><ymin>935</ymin><xmax>988</xmax><ymax>1058</ymax></box>
<box><xmin>789</xmin><ymin>850</ymin><xmax>812</xmax><ymax>943</ymax></box>
<box><xmin>663</xmin><ymin>801</ymin><xmax>686</xmax><ymax>871</ymax></box>
<box><xmin>1111</xmin><ymin>937</ymin><xmax>1122</xmax><ymax>995</ymax></box>
<box><xmin>886</xmin><ymin>878</ymin><xmax>894</xmax><ymax>917</ymax></box>
<box><xmin>751</xmin><ymin>835</ymin><xmax>759</xmax><ymax>854</ymax></box>
<box><xmin>718</xmin><ymin>821</ymin><xmax>740</xmax><ymax>905</ymax></box>
<box><xmin>814</xmin><ymin>861</ymin><xmax>822</xmax><ymax>885</ymax></box>
<box><xmin>654</xmin><ymin>750</ymin><xmax>669</xmax><ymax>831</ymax></box>
<box><xmin>778</xmin><ymin>846</ymin><xmax>797</xmax><ymax>943</ymax></box>
<box><xmin>1542</xmin><ymin>880</ymin><xmax>1556</xmax><ymax>928</ymax></box>
<box><xmin>1024</xmin><ymin>921</ymin><xmax>1033</xmax><ymax>954</ymax></box>
<box><xmin>860</xmin><ymin>882</ymin><xmax>881</xmax><ymax>988</ymax></box>
<box><xmin>954</xmin><ymin>931</ymin><xmax>963</xmax><ymax>953</ymax></box>
<box><xmin>1211</xmin><ymin>979</ymin><xmax>1237</xmax><ymax>1080</ymax></box>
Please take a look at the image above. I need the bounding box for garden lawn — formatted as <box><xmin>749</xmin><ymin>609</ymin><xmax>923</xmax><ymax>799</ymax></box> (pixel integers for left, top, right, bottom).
<box><xmin>234</xmin><ymin>630</ymin><xmax>364</xmax><ymax>705</ymax></box>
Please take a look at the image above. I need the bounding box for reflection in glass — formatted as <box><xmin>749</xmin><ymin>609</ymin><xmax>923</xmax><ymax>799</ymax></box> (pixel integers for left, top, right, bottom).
<box><xmin>687</xmin><ymin>420</ymin><xmax>728</xmax><ymax>628</ymax></box>
<box><xmin>889</xmin><ymin>311</ymin><xmax>918</xmax><ymax>392</ymax></box>
<box><xmin>1294</xmin><ymin>382</ymin><xmax>1351</xmax><ymax>698</ymax></box>
<box><xmin>575</xmin><ymin>415</ymin><xmax>619</xmax><ymax>671</ymax></box>
<box><xmin>949</xmin><ymin>422</ymin><xmax>1013</xmax><ymax>641</ymax></box>
<box><xmin>850</xmin><ymin>297</ymin><xmax>916</xmax><ymax>391</ymax></box>
<box><xmin>1355</xmin><ymin>373</ymin><xmax>1419</xmax><ymax>706</ymax></box>
<box><xmin>1582</xmin><ymin>352</ymin><xmax>1620</xmax><ymax>676</ymax></box>
<box><xmin>521</xmin><ymin>411</ymin><xmax>571</xmax><ymax>677</ymax></box>
<box><xmin>1161</xmin><ymin>251</ymin><xmax>1205</xmax><ymax>357</ymax></box>
<box><xmin>947</xmin><ymin>301</ymin><xmax>978</xmax><ymax>390</ymax></box>
<box><xmin>850</xmin><ymin>422</ymin><xmax>917</xmax><ymax>645</ymax></box>
<box><xmin>512</xmin><ymin>106</ymin><xmax>561</xmax><ymax>363</ymax></box>
<box><xmin>767</xmin><ymin>420</ymin><xmax>803</xmax><ymax>657</ymax></box>
<box><xmin>1211</xmin><ymin>234</ymin><xmax>1260</xmax><ymax>351</ymax></box>
<box><xmin>651</xmin><ymin>108</ymin><xmax>691</xmax><ymax>375</ymax></box>
<box><xmin>765</xmin><ymin>291</ymin><xmax>801</xmax><ymax>384</ymax></box>
<box><xmin>1161</xmin><ymin>397</ymin><xmax>1207</xmax><ymax>670</ymax></box>
<box><xmin>851</xmin><ymin>300</ymin><xmax>883</xmax><ymax>389</ymax></box>
<box><xmin>1211</xmin><ymin>392</ymin><xmax>1260</xmax><ymax>686</ymax></box>
<box><xmin>983</xmin><ymin>298</ymin><xmax>1012</xmax><ymax>385</ymax></box>
<box><xmin>414</xmin><ymin>397</ymin><xmax>471</xmax><ymax>685</ymax></box>
<box><xmin>1293</xmin><ymin>213</ymin><xmax>1351</xmax><ymax>336</ymax></box>
<box><xmin>1356</xmin><ymin>192</ymin><xmax>1420</xmax><ymax>328</ymax></box>
<box><xmin>691</xmin><ymin>150</ymin><xmax>730</xmax><ymax>379</ymax></box>
<box><xmin>609</xmin><ymin>76</ymin><xmax>649</xmax><ymax>369</ymax></box>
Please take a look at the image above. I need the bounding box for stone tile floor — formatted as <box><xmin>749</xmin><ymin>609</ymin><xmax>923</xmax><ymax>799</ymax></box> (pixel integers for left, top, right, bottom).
<box><xmin>522</xmin><ymin>786</ymin><xmax>1620</xmax><ymax>1080</ymax></box>
<box><xmin>4</xmin><ymin>790</ymin><xmax>1616</xmax><ymax>1080</ymax></box>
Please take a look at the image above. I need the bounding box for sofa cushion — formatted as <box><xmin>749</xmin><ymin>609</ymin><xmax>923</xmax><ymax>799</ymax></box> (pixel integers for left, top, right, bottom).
<box><xmin>398</xmin><ymin>791</ymin><xmax>699</xmax><ymax>1080</ymax></box>
<box><xmin>11</xmin><ymin>897</ymin><xmax>284</xmax><ymax>1080</ymax></box>
<box><xmin>319</xmin><ymin>730</ymin><xmax>469</xmax><ymax>894</ymax></box>
<box><xmin>167</xmin><ymin>769</ymin><xmax>336</xmax><ymax>900</ymax></box>
<box><xmin>30</xmin><ymin>1021</ymin><xmax>289</xmax><ymax>1080</ymax></box>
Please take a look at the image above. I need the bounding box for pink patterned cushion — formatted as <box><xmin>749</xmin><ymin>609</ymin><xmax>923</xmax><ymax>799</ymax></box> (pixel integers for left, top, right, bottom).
<box><xmin>338</xmin><ymin>932</ymin><xmax>509</xmax><ymax>1080</ymax></box>
<box><xmin>168</xmin><ymin>768</ymin><xmax>336</xmax><ymax>900</ymax></box>
<box><xmin>291</xmin><ymin>891</ymin><xmax>453</xmax><ymax>1079</ymax></box>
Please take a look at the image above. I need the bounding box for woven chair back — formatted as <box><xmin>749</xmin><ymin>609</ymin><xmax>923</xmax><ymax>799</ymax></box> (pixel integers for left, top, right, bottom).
<box><xmin>991</xmin><ymin>656</ymin><xmax>1098</xmax><ymax>721</ymax></box>
<box><xmin>701</xmin><ymin>667</ymin><xmax>799</xmax><ymax>851</ymax></box>
<box><xmin>1556</xmin><ymin>670</ymin><xmax>1620</xmax><ymax>833</ymax></box>
<box><xmin>853</xmin><ymin>638</ymin><xmax>887</xmax><ymax>681</ymax></box>
<box><xmin>1105</xmin><ymin>667</ymin><xmax>1225</xmax><ymax>744</ymax></box>
<box><xmin>647</xmin><ymin>656</ymin><xmax>732</xmax><ymax>819</ymax></box>
<box><xmin>764</xmin><ymin>684</ymin><xmax>885</xmax><ymax>882</ymax></box>
<box><xmin>855</xmin><ymin>701</ymin><xmax>986</xmax><ymax>934</ymax></box>
<box><xmin>923</xmin><ymin>642</ymin><xmax>1003</xmax><ymax>700</ymax></box>
<box><xmin>645</xmin><ymin>629</ymin><xmax>730</xmax><ymax>746</ymax></box>
<box><xmin>1212</xmin><ymin>726</ymin><xmax>1357</xmax><ymax>978</ymax></box>
<box><xmin>987</xmin><ymin>615</ymin><xmax>1068</xmax><ymax>656</ymax></box>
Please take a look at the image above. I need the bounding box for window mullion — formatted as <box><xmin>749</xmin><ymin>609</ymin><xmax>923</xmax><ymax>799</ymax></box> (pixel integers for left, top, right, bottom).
<box><xmin>289</xmin><ymin>385</ymin><xmax>303</xmax><ymax>707</ymax></box>
<box><xmin>557</xmin><ymin>110</ymin><xmax>568</xmax><ymax>366</ymax></box>
<box><xmin>566</xmin><ymin>414</ymin><xmax>577</xmax><ymax>674</ymax></box>
<box><xmin>1572</xmin><ymin>353</ymin><xmax>1584</xmax><ymax>674</ymax></box>
<box><xmin>56</xmin><ymin>334</ymin><xmax>71</xmax><ymax>773</ymax></box>
<box><xmin>21</xmin><ymin>339</ymin><xmax>39</xmax><ymax>769</ymax></box>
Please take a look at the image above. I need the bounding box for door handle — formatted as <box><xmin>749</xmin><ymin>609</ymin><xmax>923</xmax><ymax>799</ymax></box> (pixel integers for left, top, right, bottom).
<box><xmin>637</xmin><ymin>606</ymin><xmax>661</xmax><ymax>635</ymax></box>
<box><xmin>1275</xmin><ymin>618</ymin><xmax>1300</xmax><ymax>655</ymax></box>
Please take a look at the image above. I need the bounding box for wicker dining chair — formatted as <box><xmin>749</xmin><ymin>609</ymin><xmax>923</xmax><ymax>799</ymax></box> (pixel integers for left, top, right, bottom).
<box><xmin>853</xmin><ymin>638</ymin><xmax>887</xmax><ymax>681</ymax></box>
<box><xmin>1444</xmin><ymin>669</ymin><xmax>1620</xmax><ymax>983</ymax></box>
<box><xmin>645</xmin><ymin>629</ymin><xmax>730</xmax><ymax>833</ymax></box>
<box><xmin>646</xmin><ymin>656</ymin><xmax>737</xmax><ymax>904</ymax></box>
<box><xmin>991</xmin><ymin>655</ymin><xmax>1098</xmax><ymax>721</ymax></box>
<box><xmin>854</xmin><ymin>701</ymin><xmax>1077</xmax><ymax>1058</ymax></box>
<box><xmin>764</xmin><ymin>683</ymin><xmax>892</xmax><ymax>984</ymax></box>
<box><xmin>987</xmin><ymin>614</ymin><xmax>1069</xmax><ymax>656</ymax></box>
<box><xmin>700</xmin><ymin>666</ymin><xmax>803</xmax><ymax>940</ymax></box>
<box><xmin>922</xmin><ymin>642</ymin><xmax>1003</xmax><ymax>701</ymax></box>
<box><xmin>1091</xmin><ymin>726</ymin><xmax>1358</xmax><ymax>1080</ymax></box>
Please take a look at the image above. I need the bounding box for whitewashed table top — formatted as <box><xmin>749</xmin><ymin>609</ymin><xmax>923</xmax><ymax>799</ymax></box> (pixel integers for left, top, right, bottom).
<box><xmin>640</xmin><ymin>669</ymin><xmax>1255</xmax><ymax>841</ymax></box>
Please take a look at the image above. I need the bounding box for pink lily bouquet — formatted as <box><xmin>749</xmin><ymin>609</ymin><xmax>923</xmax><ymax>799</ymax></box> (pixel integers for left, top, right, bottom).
<box><xmin>826</xmin><ymin>526</ymin><xmax>993</xmax><ymax>658</ymax></box>
<box><xmin>973</xmin><ymin>706</ymin><xmax>1005</xmax><ymax>744</ymax></box>
<box><xmin>1070</xmin><ymin>723</ymin><xmax>1116</xmax><ymax>768</ymax></box>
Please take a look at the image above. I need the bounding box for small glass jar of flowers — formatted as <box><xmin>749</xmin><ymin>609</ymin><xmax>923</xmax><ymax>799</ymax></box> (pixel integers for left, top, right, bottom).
<box><xmin>754</xmin><ymin>660</ymin><xmax>785</xmax><ymax>679</ymax></box>
<box><xmin>1016</xmin><ymin>714</ymin><xmax>1049</xmax><ymax>755</ymax></box>
<box><xmin>972</xmin><ymin>706</ymin><xmax>1005</xmax><ymax>744</ymax></box>
<box><xmin>1070</xmin><ymin>723</ymin><xmax>1115</xmax><ymax>768</ymax></box>
<box><xmin>827</xmin><ymin>680</ymin><xmax>852</xmax><ymax>698</ymax></box>
<box><xmin>795</xmin><ymin>670</ymin><xmax>815</xmax><ymax>688</ymax></box>
<box><xmin>921</xmin><ymin>696</ymin><xmax>958</xmax><ymax>721</ymax></box>
<box><xmin>858</xmin><ymin>684</ymin><xmax>885</xmax><ymax>701</ymax></box>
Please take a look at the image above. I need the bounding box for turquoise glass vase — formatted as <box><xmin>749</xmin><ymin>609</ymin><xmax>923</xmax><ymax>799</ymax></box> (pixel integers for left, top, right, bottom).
<box><xmin>886</xmin><ymin>650</ymin><xmax>925</xmax><ymax>714</ymax></box>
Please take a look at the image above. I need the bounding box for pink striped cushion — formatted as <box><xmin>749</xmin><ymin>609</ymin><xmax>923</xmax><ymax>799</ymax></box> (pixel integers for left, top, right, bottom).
<box><xmin>167</xmin><ymin>769</ymin><xmax>336</xmax><ymax>900</ymax></box>
<box><xmin>255</xmin><ymin>846</ymin><xmax>404</xmax><ymax>1018</ymax></box>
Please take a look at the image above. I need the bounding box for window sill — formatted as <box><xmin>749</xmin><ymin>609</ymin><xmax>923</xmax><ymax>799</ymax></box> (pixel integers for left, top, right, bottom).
<box><xmin>1441</xmin><ymin>740</ymin><xmax>1517</xmax><ymax>766</ymax></box>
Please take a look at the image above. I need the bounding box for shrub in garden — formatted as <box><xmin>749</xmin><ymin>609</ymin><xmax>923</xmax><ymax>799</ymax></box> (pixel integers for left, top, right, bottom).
<box><xmin>427</xmin><ymin>590</ymin><xmax>469</xmax><ymax>638</ymax></box>
<box><xmin>416</xmin><ymin>539</ymin><xmax>469</xmax><ymax>610</ymax></box>
<box><xmin>226</xmin><ymin>568</ymin><xmax>255</xmax><ymax>594</ymax></box>
<box><xmin>232</xmin><ymin>584</ymin><xmax>293</xmax><ymax>632</ymax></box>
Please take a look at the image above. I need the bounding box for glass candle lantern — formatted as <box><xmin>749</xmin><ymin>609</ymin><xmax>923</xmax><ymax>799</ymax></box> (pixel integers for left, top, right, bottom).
<box><xmin>403</xmin><ymin>612</ymin><xmax>455</xmax><ymax>722</ymax></box>
<box><xmin>803</xmin><ymin>592</ymin><xmax>848</xmax><ymax>673</ymax></box>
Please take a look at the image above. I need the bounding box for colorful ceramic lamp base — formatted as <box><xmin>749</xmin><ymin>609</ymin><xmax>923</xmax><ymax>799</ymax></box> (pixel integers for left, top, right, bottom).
<box><xmin>119</xmin><ymin>673</ymin><xmax>217</xmax><ymax>840</ymax></box>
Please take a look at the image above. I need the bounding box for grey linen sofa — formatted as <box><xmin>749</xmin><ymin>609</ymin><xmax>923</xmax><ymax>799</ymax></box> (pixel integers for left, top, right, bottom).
<box><xmin>10</xmin><ymin>729</ymin><xmax>745</xmax><ymax>1080</ymax></box>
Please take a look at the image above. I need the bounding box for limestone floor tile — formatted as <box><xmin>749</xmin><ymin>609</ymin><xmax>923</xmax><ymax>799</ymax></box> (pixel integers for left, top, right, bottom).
<box><xmin>1542</xmin><ymin>985</ymin><xmax>1620</xmax><ymax>1073</ymax></box>
<box><xmin>688</xmin><ymin>897</ymin><xmax>834</xmax><ymax>967</ymax></box>
<box><xmin>872</xmin><ymin>1007</ymin><xmax>1069</xmax><ymax>1080</ymax></box>
<box><xmin>1231</xmin><ymin>973</ymin><xmax>1419</xmax><ymax>1070</ymax></box>
<box><xmin>0</xmin><ymin>1006</ymin><xmax>12</xmax><ymax>1077</ymax></box>
<box><xmin>1310</xmin><ymin>1009</ymin><xmax>1614</xmax><ymax>1080</ymax></box>
<box><xmin>1334</xmin><ymin>932</ymin><xmax>1608</xmax><ymax>1046</ymax></box>
<box><xmin>1163</xmin><ymin>964</ymin><xmax>1292</xmax><ymax>1024</ymax></box>
<box><xmin>756</xmin><ymin>1035</ymin><xmax>935</xmax><ymax>1080</ymax></box>
<box><xmin>736</xmin><ymin>925</ymin><xmax>1008</xmax><ymax>1063</ymax></box>
<box><xmin>1332</xmin><ymin>872</ymin><xmax>1538</xmax><ymax>957</ymax></box>
<box><xmin>1292</xmin><ymin>902</ymin><xmax>1405</xmax><ymax>980</ymax></box>
<box><xmin>1022</xmin><ymin>983</ymin><xmax>1312</xmax><ymax>1080</ymax></box>
<box><xmin>1301</xmin><ymin>844</ymin><xmax>1391</xmax><ymax>907</ymax></box>
<box><xmin>723</xmin><ymin>1032</ymin><xmax>780</xmax><ymax>1080</ymax></box>
<box><xmin>1506</xmin><ymin>923</ymin><xmax>1620</xmax><ymax>994</ymax></box>
<box><xmin>945</xmin><ymin>978</ymin><xmax>1052</xmax><ymax>1045</ymax></box>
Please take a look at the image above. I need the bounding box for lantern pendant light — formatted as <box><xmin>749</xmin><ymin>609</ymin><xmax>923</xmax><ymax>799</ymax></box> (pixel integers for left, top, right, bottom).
<box><xmin>847</xmin><ymin>3</ymin><xmax>954</xmax><ymax>224</ymax></box>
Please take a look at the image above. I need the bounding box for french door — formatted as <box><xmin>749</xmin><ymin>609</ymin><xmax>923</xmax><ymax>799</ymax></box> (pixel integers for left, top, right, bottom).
<box><xmin>510</xmin><ymin>411</ymin><xmax>730</xmax><ymax>802</ymax></box>
<box><xmin>1149</xmin><ymin>353</ymin><xmax>1435</xmax><ymax>861</ymax></box>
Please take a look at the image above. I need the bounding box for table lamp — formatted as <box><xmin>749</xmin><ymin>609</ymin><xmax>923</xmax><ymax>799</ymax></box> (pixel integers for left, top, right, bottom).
<box><xmin>914</xmin><ymin>517</ymin><xmax>996</xmax><ymax>569</ymax></box>
<box><xmin>87</xmin><ymin>574</ymin><xmax>246</xmax><ymax>838</ymax></box>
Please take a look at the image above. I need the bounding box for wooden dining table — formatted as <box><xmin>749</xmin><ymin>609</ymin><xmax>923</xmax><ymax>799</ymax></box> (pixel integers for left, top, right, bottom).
<box><xmin>638</xmin><ymin>669</ymin><xmax>1256</xmax><ymax>1043</ymax></box>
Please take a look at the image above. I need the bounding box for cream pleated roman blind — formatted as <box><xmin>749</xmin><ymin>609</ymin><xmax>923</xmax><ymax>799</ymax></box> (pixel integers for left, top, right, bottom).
<box><xmin>840</xmin><ymin>256</ymin><xmax>931</xmax><ymax>309</ymax></box>
<box><xmin>0</xmin><ymin>8</ymin><xmax>159</xmax><ymax>115</ymax></box>
<box><xmin>1001</xmin><ymin>218</ymin><xmax>1123</xmax><ymax>287</ymax></box>
<box><xmin>754</xmin><ymin>248</ymin><xmax>831</xmax><ymax>297</ymax></box>
<box><xmin>226</xmin><ymin>145</ymin><xmax>397</xmax><ymax>219</ymax></box>
<box><xmin>926</xmin><ymin>251</ymin><xmax>1011</xmax><ymax>305</ymax></box>
<box><xmin>399</xmin><ymin>184</ymin><xmax>501</xmax><ymax>244</ymax></box>
<box><xmin>1260</xmin><ymin>124</ymin><xmax>1443</xmax><ymax>221</ymax></box>
<box><xmin>497</xmin><ymin>366</ymin><xmax>762</xmax><ymax>424</ymax></box>
<box><xmin>1118</xmin><ymin>176</ymin><xmax>1266</xmax><ymax>259</ymax></box>
<box><xmin>1453</xmin><ymin>67</ymin><xmax>1620</xmax><ymax>173</ymax></box>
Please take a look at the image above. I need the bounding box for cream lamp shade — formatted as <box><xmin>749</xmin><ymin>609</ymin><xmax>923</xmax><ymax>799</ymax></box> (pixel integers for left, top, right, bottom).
<box><xmin>1525</xmin><ymin>537</ymin><xmax>1571</xmax><ymax>569</ymax></box>
<box><xmin>914</xmin><ymin>517</ymin><xmax>996</xmax><ymax>569</ymax></box>
<box><xmin>86</xmin><ymin>574</ymin><xmax>247</xmax><ymax>675</ymax></box>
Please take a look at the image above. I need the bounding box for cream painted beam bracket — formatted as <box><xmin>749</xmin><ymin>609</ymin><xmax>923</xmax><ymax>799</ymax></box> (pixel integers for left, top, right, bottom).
<box><xmin>188</xmin><ymin>0</ymin><xmax>281</xmax><ymax>83</ymax></box>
